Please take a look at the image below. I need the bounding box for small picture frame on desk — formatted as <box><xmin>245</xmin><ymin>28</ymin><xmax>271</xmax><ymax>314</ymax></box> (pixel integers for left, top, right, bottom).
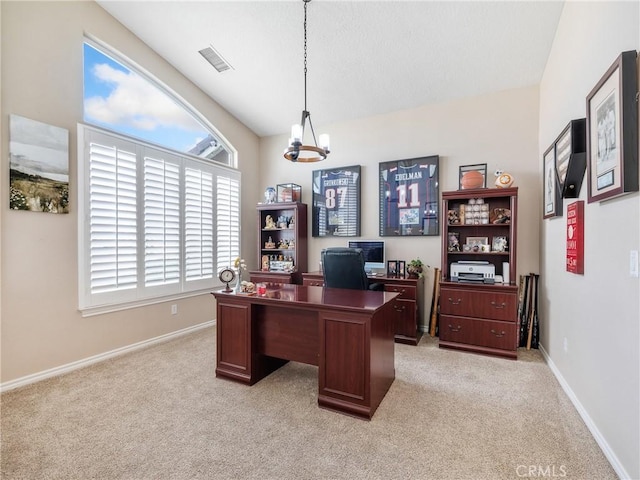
<box><xmin>397</xmin><ymin>261</ymin><xmax>406</xmax><ymax>278</ymax></box>
<box><xmin>386</xmin><ymin>260</ymin><xmax>398</xmax><ymax>278</ymax></box>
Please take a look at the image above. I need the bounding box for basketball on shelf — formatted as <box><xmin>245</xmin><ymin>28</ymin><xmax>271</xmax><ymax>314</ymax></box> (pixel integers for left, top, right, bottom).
<box><xmin>494</xmin><ymin>170</ymin><xmax>514</xmax><ymax>188</ymax></box>
<box><xmin>460</xmin><ymin>170</ymin><xmax>484</xmax><ymax>189</ymax></box>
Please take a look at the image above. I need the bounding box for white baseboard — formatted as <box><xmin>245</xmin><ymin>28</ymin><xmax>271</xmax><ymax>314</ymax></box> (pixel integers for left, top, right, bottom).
<box><xmin>1</xmin><ymin>320</ymin><xmax>215</xmax><ymax>394</ymax></box>
<box><xmin>539</xmin><ymin>344</ymin><xmax>630</xmax><ymax>480</ymax></box>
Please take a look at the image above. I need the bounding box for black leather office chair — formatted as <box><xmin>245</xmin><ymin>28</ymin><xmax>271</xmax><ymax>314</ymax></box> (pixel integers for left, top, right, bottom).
<box><xmin>321</xmin><ymin>247</ymin><xmax>384</xmax><ymax>291</ymax></box>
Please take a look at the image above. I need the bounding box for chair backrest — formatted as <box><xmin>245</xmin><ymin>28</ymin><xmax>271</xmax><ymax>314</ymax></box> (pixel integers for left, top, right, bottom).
<box><xmin>321</xmin><ymin>247</ymin><xmax>369</xmax><ymax>290</ymax></box>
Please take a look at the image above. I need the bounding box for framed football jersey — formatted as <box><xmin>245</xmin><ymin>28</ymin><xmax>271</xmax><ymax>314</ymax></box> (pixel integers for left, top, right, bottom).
<box><xmin>312</xmin><ymin>165</ymin><xmax>361</xmax><ymax>237</ymax></box>
<box><xmin>379</xmin><ymin>155</ymin><xmax>439</xmax><ymax>236</ymax></box>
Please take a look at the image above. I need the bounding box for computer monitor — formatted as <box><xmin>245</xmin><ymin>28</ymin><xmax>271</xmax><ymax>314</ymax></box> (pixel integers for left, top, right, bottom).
<box><xmin>348</xmin><ymin>240</ymin><xmax>385</xmax><ymax>272</ymax></box>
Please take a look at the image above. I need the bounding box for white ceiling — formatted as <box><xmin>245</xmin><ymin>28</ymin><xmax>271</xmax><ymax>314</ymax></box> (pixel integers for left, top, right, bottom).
<box><xmin>96</xmin><ymin>0</ymin><xmax>565</xmax><ymax>138</ymax></box>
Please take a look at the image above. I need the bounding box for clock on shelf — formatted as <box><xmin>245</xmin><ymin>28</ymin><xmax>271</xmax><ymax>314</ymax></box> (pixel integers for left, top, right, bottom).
<box><xmin>218</xmin><ymin>268</ymin><xmax>236</xmax><ymax>292</ymax></box>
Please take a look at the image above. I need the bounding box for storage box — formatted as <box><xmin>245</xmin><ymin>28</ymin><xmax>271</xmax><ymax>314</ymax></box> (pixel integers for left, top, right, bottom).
<box><xmin>277</xmin><ymin>183</ymin><xmax>301</xmax><ymax>202</ymax></box>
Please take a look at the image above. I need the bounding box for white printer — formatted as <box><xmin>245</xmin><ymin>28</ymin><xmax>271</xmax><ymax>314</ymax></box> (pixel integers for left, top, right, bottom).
<box><xmin>450</xmin><ymin>261</ymin><xmax>495</xmax><ymax>284</ymax></box>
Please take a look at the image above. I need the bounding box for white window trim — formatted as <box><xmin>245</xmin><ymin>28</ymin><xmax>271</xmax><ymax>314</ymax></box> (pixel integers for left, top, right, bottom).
<box><xmin>78</xmin><ymin>124</ymin><xmax>241</xmax><ymax>317</ymax></box>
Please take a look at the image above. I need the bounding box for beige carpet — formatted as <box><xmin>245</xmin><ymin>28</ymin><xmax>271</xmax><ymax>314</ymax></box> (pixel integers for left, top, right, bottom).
<box><xmin>1</xmin><ymin>327</ymin><xmax>616</xmax><ymax>480</ymax></box>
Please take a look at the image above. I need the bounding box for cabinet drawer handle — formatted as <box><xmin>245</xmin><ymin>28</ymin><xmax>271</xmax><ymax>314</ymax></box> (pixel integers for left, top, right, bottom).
<box><xmin>448</xmin><ymin>324</ymin><xmax>462</xmax><ymax>332</ymax></box>
<box><xmin>391</xmin><ymin>287</ymin><xmax>406</xmax><ymax>294</ymax></box>
<box><xmin>490</xmin><ymin>301</ymin><xmax>507</xmax><ymax>309</ymax></box>
<box><xmin>394</xmin><ymin>304</ymin><xmax>406</xmax><ymax>312</ymax></box>
<box><xmin>490</xmin><ymin>329</ymin><xmax>506</xmax><ymax>338</ymax></box>
<box><xmin>448</xmin><ymin>298</ymin><xmax>462</xmax><ymax>305</ymax></box>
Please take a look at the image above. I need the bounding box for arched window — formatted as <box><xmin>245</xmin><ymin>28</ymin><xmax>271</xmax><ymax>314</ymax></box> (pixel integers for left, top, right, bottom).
<box><xmin>79</xmin><ymin>39</ymin><xmax>240</xmax><ymax>314</ymax></box>
<box><xmin>83</xmin><ymin>40</ymin><xmax>232</xmax><ymax>166</ymax></box>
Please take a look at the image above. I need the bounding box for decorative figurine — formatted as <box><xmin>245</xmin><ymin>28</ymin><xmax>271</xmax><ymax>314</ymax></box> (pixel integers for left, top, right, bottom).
<box><xmin>264</xmin><ymin>187</ymin><xmax>276</xmax><ymax>204</ymax></box>
<box><xmin>494</xmin><ymin>170</ymin><xmax>514</xmax><ymax>188</ymax></box>
<box><xmin>265</xmin><ymin>236</ymin><xmax>275</xmax><ymax>249</ymax></box>
<box><xmin>265</xmin><ymin>215</ymin><xmax>276</xmax><ymax>229</ymax></box>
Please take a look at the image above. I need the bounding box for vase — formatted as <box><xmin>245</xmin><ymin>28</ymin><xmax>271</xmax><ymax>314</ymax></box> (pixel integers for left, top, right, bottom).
<box><xmin>407</xmin><ymin>266</ymin><xmax>422</xmax><ymax>279</ymax></box>
<box><xmin>234</xmin><ymin>270</ymin><xmax>242</xmax><ymax>292</ymax></box>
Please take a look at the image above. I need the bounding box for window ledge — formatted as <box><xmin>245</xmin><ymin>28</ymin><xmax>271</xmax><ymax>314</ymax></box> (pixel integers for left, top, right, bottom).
<box><xmin>79</xmin><ymin>288</ymin><xmax>215</xmax><ymax>318</ymax></box>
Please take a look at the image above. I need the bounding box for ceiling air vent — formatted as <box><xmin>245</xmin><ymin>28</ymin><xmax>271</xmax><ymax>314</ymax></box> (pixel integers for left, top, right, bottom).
<box><xmin>199</xmin><ymin>46</ymin><xmax>233</xmax><ymax>73</ymax></box>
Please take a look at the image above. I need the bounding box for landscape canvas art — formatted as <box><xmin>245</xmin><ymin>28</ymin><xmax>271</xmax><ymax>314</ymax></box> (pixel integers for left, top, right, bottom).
<box><xmin>9</xmin><ymin>115</ymin><xmax>69</xmax><ymax>213</ymax></box>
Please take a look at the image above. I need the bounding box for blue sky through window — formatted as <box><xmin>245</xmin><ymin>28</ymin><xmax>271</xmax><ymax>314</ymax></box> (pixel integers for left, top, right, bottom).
<box><xmin>83</xmin><ymin>43</ymin><xmax>215</xmax><ymax>155</ymax></box>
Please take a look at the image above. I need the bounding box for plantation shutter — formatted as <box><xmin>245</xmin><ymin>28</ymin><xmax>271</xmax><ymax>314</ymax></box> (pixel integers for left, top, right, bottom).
<box><xmin>144</xmin><ymin>153</ymin><xmax>181</xmax><ymax>287</ymax></box>
<box><xmin>88</xmin><ymin>138</ymin><xmax>137</xmax><ymax>294</ymax></box>
<box><xmin>216</xmin><ymin>174</ymin><xmax>241</xmax><ymax>272</ymax></box>
<box><xmin>79</xmin><ymin>125</ymin><xmax>240</xmax><ymax>313</ymax></box>
<box><xmin>184</xmin><ymin>167</ymin><xmax>214</xmax><ymax>281</ymax></box>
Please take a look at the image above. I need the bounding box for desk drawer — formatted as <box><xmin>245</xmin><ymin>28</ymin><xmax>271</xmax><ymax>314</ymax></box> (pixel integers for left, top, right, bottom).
<box><xmin>384</xmin><ymin>284</ymin><xmax>416</xmax><ymax>301</ymax></box>
<box><xmin>439</xmin><ymin>315</ymin><xmax>517</xmax><ymax>351</ymax></box>
<box><xmin>439</xmin><ymin>286</ymin><xmax>516</xmax><ymax>322</ymax></box>
<box><xmin>303</xmin><ymin>278</ymin><xmax>324</xmax><ymax>286</ymax></box>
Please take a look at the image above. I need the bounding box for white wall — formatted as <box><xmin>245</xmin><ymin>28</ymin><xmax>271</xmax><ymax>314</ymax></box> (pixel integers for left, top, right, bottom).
<box><xmin>539</xmin><ymin>2</ymin><xmax>639</xmax><ymax>478</ymax></box>
<box><xmin>0</xmin><ymin>1</ymin><xmax>260</xmax><ymax>383</ymax></box>
<box><xmin>260</xmin><ymin>86</ymin><xmax>541</xmax><ymax>327</ymax></box>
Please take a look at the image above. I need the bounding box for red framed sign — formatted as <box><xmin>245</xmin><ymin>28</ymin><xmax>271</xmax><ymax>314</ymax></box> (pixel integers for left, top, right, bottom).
<box><xmin>566</xmin><ymin>201</ymin><xmax>584</xmax><ymax>274</ymax></box>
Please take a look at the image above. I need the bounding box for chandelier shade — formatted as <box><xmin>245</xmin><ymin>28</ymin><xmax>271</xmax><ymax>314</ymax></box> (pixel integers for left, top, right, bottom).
<box><xmin>284</xmin><ymin>0</ymin><xmax>330</xmax><ymax>163</ymax></box>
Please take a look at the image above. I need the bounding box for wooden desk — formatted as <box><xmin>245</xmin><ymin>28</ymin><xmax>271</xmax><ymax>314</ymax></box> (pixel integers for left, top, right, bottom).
<box><xmin>302</xmin><ymin>272</ymin><xmax>424</xmax><ymax>345</ymax></box>
<box><xmin>211</xmin><ymin>284</ymin><xmax>399</xmax><ymax>420</ymax></box>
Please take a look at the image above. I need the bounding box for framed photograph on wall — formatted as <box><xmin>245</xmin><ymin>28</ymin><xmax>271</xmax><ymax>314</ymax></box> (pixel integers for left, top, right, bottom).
<box><xmin>9</xmin><ymin>114</ymin><xmax>70</xmax><ymax>213</ymax></box>
<box><xmin>312</xmin><ymin>165</ymin><xmax>361</xmax><ymax>237</ymax></box>
<box><xmin>379</xmin><ymin>155</ymin><xmax>439</xmax><ymax>236</ymax></box>
<box><xmin>543</xmin><ymin>144</ymin><xmax>561</xmax><ymax>219</ymax></box>
<box><xmin>586</xmin><ymin>50</ymin><xmax>639</xmax><ymax>203</ymax></box>
<box><xmin>459</xmin><ymin>163</ymin><xmax>487</xmax><ymax>190</ymax></box>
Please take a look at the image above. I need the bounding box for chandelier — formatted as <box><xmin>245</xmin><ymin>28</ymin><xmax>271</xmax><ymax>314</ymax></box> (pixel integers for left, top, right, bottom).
<box><xmin>284</xmin><ymin>0</ymin><xmax>330</xmax><ymax>163</ymax></box>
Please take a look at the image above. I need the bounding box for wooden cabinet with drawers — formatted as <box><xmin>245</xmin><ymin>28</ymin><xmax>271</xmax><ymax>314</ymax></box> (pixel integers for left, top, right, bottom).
<box><xmin>439</xmin><ymin>187</ymin><xmax>519</xmax><ymax>359</ymax></box>
<box><xmin>302</xmin><ymin>272</ymin><xmax>424</xmax><ymax>345</ymax></box>
<box><xmin>439</xmin><ymin>283</ymin><xmax>519</xmax><ymax>359</ymax></box>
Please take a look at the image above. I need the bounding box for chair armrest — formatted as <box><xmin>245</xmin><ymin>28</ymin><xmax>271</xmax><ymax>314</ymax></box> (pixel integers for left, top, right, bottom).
<box><xmin>368</xmin><ymin>282</ymin><xmax>385</xmax><ymax>291</ymax></box>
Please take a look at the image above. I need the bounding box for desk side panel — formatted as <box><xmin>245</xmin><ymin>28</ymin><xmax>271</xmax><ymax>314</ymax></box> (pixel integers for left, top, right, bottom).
<box><xmin>318</xmin><ymin>311</ymin><xmax>370</xmax><ymax>418</ymax></box>
<box><xmin>216</xmin><ymin>302</ymin><xmax>252</xmax><ymax>383</ymax></box>
<box><xmin>369</xmin><ymin>301</ymin><xmax>396</xmax><ymax>413</ymax></box>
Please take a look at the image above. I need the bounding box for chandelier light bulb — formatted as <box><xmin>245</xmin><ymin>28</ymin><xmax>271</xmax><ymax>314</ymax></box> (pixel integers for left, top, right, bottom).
<box><xmin>319</xmin><ymin>134</ymin><xmax>330</xmax><ymax>152</ymax></box>
<box><xmin>291</xmin><ymin>124</ymin><xmax>303</xmax><ymax>144</ymax></box>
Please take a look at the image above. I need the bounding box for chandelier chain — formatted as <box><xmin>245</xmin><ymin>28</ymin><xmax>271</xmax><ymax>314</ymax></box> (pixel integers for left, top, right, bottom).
<box><xmin>303</xmin><ymin>0</ymin><xmax>308</xmax><ymax>111</ymax></box>
<box><xmin>284</xmin><ymin>0</ymin><xmax>328</xmax><ymax>162</ymax></box>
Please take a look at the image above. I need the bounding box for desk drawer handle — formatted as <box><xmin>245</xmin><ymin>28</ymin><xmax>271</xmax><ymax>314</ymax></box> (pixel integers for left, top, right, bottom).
<box><xmin>490</xmin><ymin>301</ymin><xmax>506</xmax><ymax>309</ymax></box>
<box><xmin>391</xmin><ymin>287</ymin><xmax>406</xmax><ymax>294</ymax></box>
<box><xmin>448</xmin><ymin>298</ymin><xmax>462</xmax><ymax>305</ymax></box>
<box><xmin>448</xmin><ymin>324</ymin><xmax>462</xmax><ymax>332</ymax></box>
<box><xmin>490</xmin><ymin>329</ymin><xmax>506</xmax><ymax>338</ymax></box>
<box><xmin>394</xmin><ymin>304</ymin><xmax>406</xmax><ymax>312</ymax></box>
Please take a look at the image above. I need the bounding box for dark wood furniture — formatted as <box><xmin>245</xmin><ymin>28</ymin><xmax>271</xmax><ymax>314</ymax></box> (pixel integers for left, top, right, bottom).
<box><xmin>212</xmin><ymin>284</ymin><xmax>399</xmax><ymax>420</ymax></box>
<box><xmin>302</xmin><ymin>272</ymin><xmax>424</xmax><ymax>346</ymax></box>
<box><xmin>439</xmin><ymin>187</ymin><xmax>519</xmax><ymax>359</ymax></box>
<box><xmin>249</xmin><ymin>202</ymin><xmax>307</xmax><ymax>285</ymax></box>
